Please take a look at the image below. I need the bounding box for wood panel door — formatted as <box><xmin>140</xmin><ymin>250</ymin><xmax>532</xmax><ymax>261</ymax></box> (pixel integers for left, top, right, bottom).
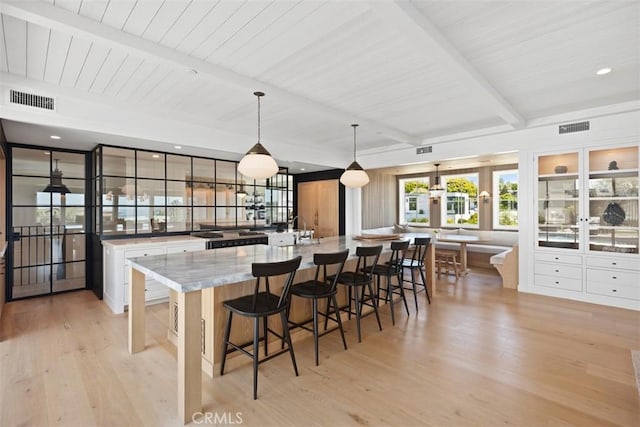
<box><xmin>297</xmin><ymin>180</ymin><xmax>339</xmax><ymax>238</ymax></box>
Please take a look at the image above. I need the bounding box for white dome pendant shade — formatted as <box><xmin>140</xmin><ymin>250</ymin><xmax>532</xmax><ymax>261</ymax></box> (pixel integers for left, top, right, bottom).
<box><xmin>238</xmin><ymin>91</ymin><xmax>279</xmax><ymax>179</ymax></box>
<box><xmin>340</xmin><ymin>124</ymin><xmax>369</xmax><ymax>188</ymax></box>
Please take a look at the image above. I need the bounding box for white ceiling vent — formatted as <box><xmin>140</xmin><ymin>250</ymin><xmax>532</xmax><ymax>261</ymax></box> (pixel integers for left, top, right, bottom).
<box><xmin>559</xmin><ymin>121</ymin><xmax>589</xmax><ymax>134</ymax></box>
<box><xmin>9</xmin><ymin>89</ymin><xmax>55</xmax><ymax>111</ymax></box>
<box><xmin>416</xmin><ymin>146</ymin><xmax>432</xmax><ymax>155</ymax></box>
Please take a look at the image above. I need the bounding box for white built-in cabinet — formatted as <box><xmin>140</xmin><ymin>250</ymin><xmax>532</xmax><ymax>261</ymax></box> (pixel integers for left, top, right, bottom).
<box><xmin>531</xmin><ymin>144</ymin><xmax>639</xmax><ymax>310</ymax></box>
<box><xmin>102</xmin><ymin>237</ymin><xmax>206</xmax><ymax>314</ymax></box>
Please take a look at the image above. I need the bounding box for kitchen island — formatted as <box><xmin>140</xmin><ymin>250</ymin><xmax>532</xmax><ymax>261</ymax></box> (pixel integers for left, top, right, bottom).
<box><xmin>127</xmin><ymin>234</ymin><xmax>434</xmax><ymax>424</ymax></box>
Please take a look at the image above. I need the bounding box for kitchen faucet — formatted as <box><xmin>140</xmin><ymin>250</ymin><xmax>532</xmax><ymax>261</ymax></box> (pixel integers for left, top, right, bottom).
<box><xmin>289</xmin><ymin>215</ymin><xmax>310</xmax><ymax>238</ymax></box>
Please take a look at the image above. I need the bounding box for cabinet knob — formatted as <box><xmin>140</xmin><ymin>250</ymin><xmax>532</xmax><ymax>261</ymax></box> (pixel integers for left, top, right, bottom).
<box><xmin>612</xmin><ymin>276</ymin><xmax>617</xmax><ymax>280</ymax></box>
<box><xmin>554</xmin><ymin>281</ymin><xmax>559</xmax><ymax>284</ymax></box>
<box><xmin>555</xmin><ymin>269</ymin><xmax>559</xmax><ymax>273</ymax></box>
<box><xmin>611</xmin><ymin>262</ymin><xmax>616</xmax><ymax>266</ymax></box>
<box><xmin>554</xmin><ymin>257</ymin><xmax>559</xmax><ymax>260</ymax></box>
<box><xmin>612</xmin><ymin>289</ymin><xmax>617</xmax><ymax>292</ymax></box>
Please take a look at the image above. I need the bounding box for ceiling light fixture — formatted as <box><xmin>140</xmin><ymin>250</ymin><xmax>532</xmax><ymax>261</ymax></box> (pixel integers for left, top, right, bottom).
<box><xmin>238</xmin><ymin>91</ymin><xmax>279</xmax><ymax>179</ymax></box>
<box><xmin>174</xmin><ymin>145</ymin><xmax>182</xmax><ymax>149</ymax></box>
<box><xmin>596</xmin><ymin>67</ymin><xmax>612</xmax><ymax>75</ymax></box>
<box><xmin>236</xmin><ymin>183</ymin><xmax>247</xmax><ymax>198</ymax></box>
<box><xmin>50</xmin><ymin>135</ymin><xmax>61</xmax><ymax>140</ymax></box>
<box><xmin>340</xmin><ymin>124</ymin><xmax>369</xmax><ymax>188</ymax></box>
<box><xmin>429</xmin><ymin>163</ymin><xmax>445</xmax><ymax>199</ymax></box>
<box><xmin>42</xmin><ymin>159</ymin><xmax>71</xmax><ymax>194</ymax></box>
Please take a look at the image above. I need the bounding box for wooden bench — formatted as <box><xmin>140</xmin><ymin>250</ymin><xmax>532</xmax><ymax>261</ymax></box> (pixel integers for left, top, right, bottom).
<box><xmin>489</xmin><ymin>244</ymin><xmax>518</xmax><ymax>289</ymax></box>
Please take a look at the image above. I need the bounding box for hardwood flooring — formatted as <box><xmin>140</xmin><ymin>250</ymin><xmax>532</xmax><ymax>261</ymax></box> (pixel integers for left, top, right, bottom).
<box><xmin>1</xmin><ymin>269</ymin><xmax>638</xmax><ymax>426</ymax></box>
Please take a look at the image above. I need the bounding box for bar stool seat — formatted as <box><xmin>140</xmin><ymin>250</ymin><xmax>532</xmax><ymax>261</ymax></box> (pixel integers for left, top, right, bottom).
<box><xmin>220</xmin><ymin>256</ymin><xmax>302</xmax><ymax>400</ymax></box>
<box><xmin>435</xmin><ymin>249</ymin><xmax>460</xmax><ymax>279</ymax></box>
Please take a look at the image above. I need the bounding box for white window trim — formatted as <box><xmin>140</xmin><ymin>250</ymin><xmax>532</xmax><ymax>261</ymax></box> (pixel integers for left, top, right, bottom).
<box><xmin>441</xmin><ymin>172</ymin><xmax>480</xmax><ymax>229</ymax></box>
<box><xmin>492</xmin><ymin>169</ymin><xmax>519</xmax><ymax>230</ymax></box>
<box><xmin>398</xmin><ymin>176</ymin><xmax>430</xmax><ymax>225</ymax></box>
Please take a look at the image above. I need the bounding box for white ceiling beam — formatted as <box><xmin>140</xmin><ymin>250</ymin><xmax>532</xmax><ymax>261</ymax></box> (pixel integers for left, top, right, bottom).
<box><xmin>370</xmin><ymin>1</ymin><xmax>525</xmax><ymax>129</ymax></box>
<box><xmin>0</xmin><ymin>0</ymin><xmax>419</xmax><ymax>145</ymax></box>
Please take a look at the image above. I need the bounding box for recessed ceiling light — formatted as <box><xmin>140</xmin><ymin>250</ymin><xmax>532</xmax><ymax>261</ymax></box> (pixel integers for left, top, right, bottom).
<box><xmin>596</xmin><ymin>67</ymin><xmax>612</xmax><ymax>75</ymax></box>
<box><xmin>174</xmin><ymin>145</ymin><xmax>182</xmax><ymax>149</ymax></box>
<box><xmin>300</xmin><ymin>168</ymin><xmax>305</xmax><ymax>171</ymax></box>
<box><xmin>152</xmin><ymin>154</ymin><xmax>160</xmax><ymax>159</ymax></box>
<box><xmin>50</xmin><ymin>135</ymin><xmax>61</xmax><ymax>140</ymax></box>
<box><xmin>43</xmin><ymin>151</ymin><xmax>50</xmax><ymax>155</ymax></box>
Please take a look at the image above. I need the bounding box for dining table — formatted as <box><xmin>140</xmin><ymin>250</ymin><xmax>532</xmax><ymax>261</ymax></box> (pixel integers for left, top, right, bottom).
<box><xmin>126</xmin><ymin>234</ymin><xmax>435</xmax><ymax>424</ymax></box>
<box><xmin>436</xmin><ymin>234</ymin><xmax>486</xmax><ymax>275</ymax></box>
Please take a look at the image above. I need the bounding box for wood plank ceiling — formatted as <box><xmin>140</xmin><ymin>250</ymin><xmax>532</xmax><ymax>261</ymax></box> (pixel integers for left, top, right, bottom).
<box><xmin>0</xmin><ymin>0</ymin><xmax>638</xmax><ymax>169</ymax></box>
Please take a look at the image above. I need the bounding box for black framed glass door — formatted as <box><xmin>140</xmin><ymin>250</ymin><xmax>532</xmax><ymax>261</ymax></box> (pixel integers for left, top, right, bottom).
<box><xmin>9</xmin><ymin>147</ymin><xmax>88</xmax><ymax>299</ymax></box>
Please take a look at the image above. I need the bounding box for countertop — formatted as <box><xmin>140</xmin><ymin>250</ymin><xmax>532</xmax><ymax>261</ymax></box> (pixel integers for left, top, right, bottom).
<box><xmin>102</xmin><ymin>235</ymin><xmax>204</xmax><ymax>247</ymax></box>
<box><xmin>128</xmin><ymin>234</ymin><xmax>431</xmax><ymax>294</ymax></box>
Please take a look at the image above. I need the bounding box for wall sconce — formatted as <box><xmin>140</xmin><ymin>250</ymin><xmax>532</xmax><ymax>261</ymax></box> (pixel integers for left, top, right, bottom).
<box><xmin>479</xmin><ymin>190</ymin><xmax>491</xmax><ymax>203</ymax></box>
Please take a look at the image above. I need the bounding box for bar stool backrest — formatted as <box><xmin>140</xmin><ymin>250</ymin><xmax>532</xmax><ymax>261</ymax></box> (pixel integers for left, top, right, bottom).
<box><xmin>251</xmin><ymin>256</ymin><xmax>302</xmax><ymax>310</ymax></box>
<box><xmin>313</xmin><ymin>249</ymin><xmax>350</xmax><ymax>292</ymax></box>
<box><xmin>389</xmin><ymin>240</ymin><xmax>410</xmax><ymax>273</ymax></box>
<box><xmin>354</xmin><ymin>245</ymin><xmax>383</xmax><ymax>280</ymax></box>
<box><xmin>410</xmin><ymin>237</ymin><xmax>431</xmax><ymax>266</ymax></box>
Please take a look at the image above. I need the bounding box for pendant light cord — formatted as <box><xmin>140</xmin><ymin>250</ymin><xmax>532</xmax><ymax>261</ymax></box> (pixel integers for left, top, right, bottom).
<box><xmin>257</xmin><ymin>95</ymin><xmax>261</xmax><ymax>144</ymax></box>
<box><xmin>352</xmin><ymin>123</ymin><xmax>359</xmax><ymax>161</ymax></box>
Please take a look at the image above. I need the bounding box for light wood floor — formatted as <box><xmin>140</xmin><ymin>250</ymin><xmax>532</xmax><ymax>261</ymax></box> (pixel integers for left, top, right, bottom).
<box><xmin>1</xmin><ymin>269</ymin><xmax>639</xmax><ymax>426</ymax></box>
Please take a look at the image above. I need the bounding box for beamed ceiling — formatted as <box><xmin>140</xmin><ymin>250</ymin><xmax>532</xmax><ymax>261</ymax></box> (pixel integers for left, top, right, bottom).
<box><xmin>0</xmin><ymin>0</ymin><xmax>638</xmax><ymax>172</ymax></box>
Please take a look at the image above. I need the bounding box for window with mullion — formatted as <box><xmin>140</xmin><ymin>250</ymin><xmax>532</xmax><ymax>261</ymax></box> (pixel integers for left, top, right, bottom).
<box><xmin>441</xmin><ymin>173</ymin><xmax>479</xmax><ymax>228</ymax></box>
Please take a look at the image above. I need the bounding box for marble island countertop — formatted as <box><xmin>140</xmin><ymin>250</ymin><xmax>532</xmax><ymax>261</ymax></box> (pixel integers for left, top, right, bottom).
<box><xmin>102</xmin><ymin>235</ymin><xmax>204</xmax><ymax>247</ymax></box>
<box><xmin>128</xmin><ymin>234</ymin><xmax>432</xmax><ymax>294</ymax></box>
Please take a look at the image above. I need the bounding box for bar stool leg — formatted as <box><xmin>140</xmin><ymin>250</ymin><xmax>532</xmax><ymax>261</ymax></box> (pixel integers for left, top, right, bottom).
<box><xmin>280</xmin><ymin>310</ymin><xmax>298</xmax><ymax>376</ymax></box>
<box><xmin>253</xmin><ymin>317</ymin><xmax>260</xmax><ymax>400</ymax></box>
<box><xmin>331</xmin><ymin>295</ymin><xmax>348</xmax><ymax>350</ymax></box>
<box><xmin>220</xmin><ymin>310</ymin><xmax>233</xmax><ymax>375</ymax></box>
<box><xmin>263</xmin><ymin>316</ymin><xmax>269</xmax><ymax>357</ymax></box>
<box><xmin>387</xmin><ymin>275</ymin><xmax>395</xmax><ymax>325</ymax></box>
<box><xmin>367</xmin><ymin>282</ymin><xmax>383</xmax><ymax>331</ymax></box>
<box><xmin>419</xmin><ymin>267</ymin><xmax>431</xmax><ymax>304</ymax></box>
<box><xmin>312</xmin><ymin>299</ymin><xmax>319</xmax><ymax>366</ymax></box>
<box><xmin>410</xmin><ymin>268</ymin><xmax>419</xmax><ymax>312</ymax></box>
<box><xmin>398</xmin><ymin>272</ymin><xmax>410</xmax><ymax>316</ymax></box>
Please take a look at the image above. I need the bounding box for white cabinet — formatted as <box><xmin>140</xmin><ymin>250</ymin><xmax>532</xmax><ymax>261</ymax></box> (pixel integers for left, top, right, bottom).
<box><xmin>103</xmin><ymin>237</ymin><xmax>205</xmax><ymax>314</ymax></box>
<box><xmin>530</xmin><ymin>144</ymin><xmax>639</xmax><ymax>310</ymax></box>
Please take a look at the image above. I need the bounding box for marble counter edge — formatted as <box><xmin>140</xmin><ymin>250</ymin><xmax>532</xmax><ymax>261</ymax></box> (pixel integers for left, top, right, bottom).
<box><xmin>127</xmin><ymin>235</ymin><xmax>431</xmax><ymax>293</ymax></box>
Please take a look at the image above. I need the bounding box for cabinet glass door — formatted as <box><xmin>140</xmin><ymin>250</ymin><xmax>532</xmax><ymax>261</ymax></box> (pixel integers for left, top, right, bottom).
<box><xmin>587</xmin><ymin>146</ymin><xmax>639</xmax><ymax>254</ymax></box>
<box><xmin>537</xmin><ymin>152</ymin><xmax>581</xmax><ymax>250</ymax></box>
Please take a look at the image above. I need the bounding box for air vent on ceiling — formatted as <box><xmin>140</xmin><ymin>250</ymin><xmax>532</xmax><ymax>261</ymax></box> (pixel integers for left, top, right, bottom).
<box><xmin>559</xmin><ymin>121</ymin><xmax>589</xmax><ymax>134</ymax></box>
<box><xmin>416</xmin><ymin>146</ymin><xmax>432</xmax><ymax>155</ymax></box>
<box><xmin>9</xmin><ymin>89</ymin><xmax>55</xmax><ymax>111</ymax></box>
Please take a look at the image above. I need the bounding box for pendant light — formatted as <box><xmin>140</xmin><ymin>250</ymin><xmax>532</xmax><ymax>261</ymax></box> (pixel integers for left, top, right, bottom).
<box><xmin>340</xmin><ymin>124</ymin><xmax>369</xmax><ymax>188</ymax></box>
<box><xmin>43</xmin><ymin>159</ymin><xmax>71</xmax><ymax>194</ymax></box>
<box><xmin>429</xmin><ymin>163</ymin><xmax>445</xmax><ymax>199</ymax></box>
<box><xmin>236</xmin><ymin>183</ymin><xmax>247</xmax><ymax>198</ymax></box>
<box><xmin>238</xmin><ymin>91</ymin><xmax>279</xmax><ymax>179</ymax></box>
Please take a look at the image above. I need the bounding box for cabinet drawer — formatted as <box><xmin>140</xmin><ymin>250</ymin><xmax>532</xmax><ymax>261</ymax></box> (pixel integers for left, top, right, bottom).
<box><xmin>166</xmin><ymin>242</ymin><xmax>205</xmax><ymax>254</ymax></box>
<box><xmin>586</xmin><ymin>280</ymin><xmax>639</xmax><ymax>301</ymax></box>
<box><xmin>586</xmin><ymin>256</ymin><xmax>639</xmax><ymax>272</ymax></box>
<box><xmin>125</xmin><ymin>247</ymin><xmax>165</xmax><ymax>259</ymax></box>
<box><xmin>535</xmin><ymin>274</ymin><xmax>582</xmax><ymax>292</ymax></box>
<box><xmin>124</xmin><ymin>281</ymin><xmax>169</xmax><ymax>305</ymax></box>
<box><xmin>535</xmin><ymin>262</ymin><xmax>582</xmax><ymax>278</ymax></box>
<box><xmin>535</xmin><ymin>252</ymin><xmax>582</xmax><ymax>265</ymax></box>
<box><xmin>586</xmin><ymin>268</ymin><xmax>640</xmax><ymax>285</ymax></box>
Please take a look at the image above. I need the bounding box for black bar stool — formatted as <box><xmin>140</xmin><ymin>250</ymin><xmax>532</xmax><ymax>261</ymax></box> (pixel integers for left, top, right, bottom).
<box><xmin>372</xmin><ymin>240</ymin><xmax>410</xmax><ymax>325</ymax></box>
<box><xmin>401</xmin><ymin>237</ymin><xmax>432</xmax><ymax>311</ymax></box>
<box><xmin>328</xmin><ymin>245</ymin><xmax>383</xmax><ymax>343</ymax></box>
<box><xmin>288</xmin><ymin>249</ymin><xmax>350</xmax><ymax>366</ymax></box>
<box><xmin>220</xmin><ymin>256</ymin><xmax>302</xmax><ymax>400</ymax></box>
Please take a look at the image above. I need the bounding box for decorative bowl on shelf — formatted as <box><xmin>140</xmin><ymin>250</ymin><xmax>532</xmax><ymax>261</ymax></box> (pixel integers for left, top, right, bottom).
<box><xmin>554</xmin><ymin>165</ymin><xmax>568</xmax><ymax>174</ymax></box>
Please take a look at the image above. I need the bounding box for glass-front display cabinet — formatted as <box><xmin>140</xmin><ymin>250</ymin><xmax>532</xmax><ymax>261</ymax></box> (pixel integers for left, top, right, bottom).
<box><xmin>587</xmin><ymin>146</ymin><xmax>638</xmax><ymax>254</ymax></box>
<box><xmin>536</xmin><ymin>145</ymin><xmax>639</xmax><ymax>254</ymax></box>
<box><xmin>537</xmin><ymin>152</ymin><xmax>581</xmax><ymax>250</ymax></box>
